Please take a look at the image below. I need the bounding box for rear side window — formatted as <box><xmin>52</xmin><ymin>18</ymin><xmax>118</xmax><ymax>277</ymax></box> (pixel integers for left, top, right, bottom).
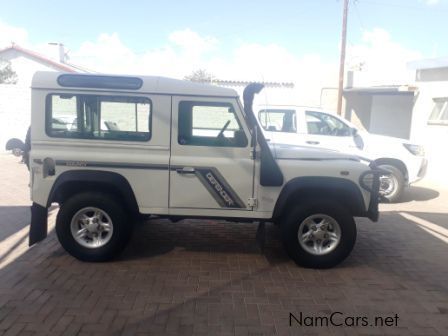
<box><xmin>258</xmin><ymin>109</ymin><xmax>297</xmax><ymax>132</ymax></box>
<box><xmin>178</xmin><ymin>101</ymin><xmax>248</xmax><ymax>147</ymax></box>
<box><xmin>46</xmin><ymin>94</ymin><xmax>151</xmax><ymax>141</ymax></box>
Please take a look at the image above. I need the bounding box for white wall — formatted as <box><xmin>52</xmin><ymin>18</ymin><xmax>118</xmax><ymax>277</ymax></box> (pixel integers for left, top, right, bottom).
<box><xmin>411</xmin><ymin>80</ymin><xmax>448</xmax><ymax>180</ymax></box>
<box><xmin>343</xmin><ymin>93</ymin><xmax>372</xmax><ymax>131</ymax></box>
<box><xmin>369</xmin><ymin>94</ymin><xmax>414</xmax><ymax>140</ymax></box>
<box><xmin>0</xmin><ymin>51</ymin><xmax>62</xmax><ymax>151</ymax></box>
<box><xmin>0</xmin><ymin>84</ymin><xmax>31</xmax><ymax>149</ymax></box>
<box><xmin>1</xmin><ymin>50</ymin><xmax>61</xmax><ymax>85</ymax></box>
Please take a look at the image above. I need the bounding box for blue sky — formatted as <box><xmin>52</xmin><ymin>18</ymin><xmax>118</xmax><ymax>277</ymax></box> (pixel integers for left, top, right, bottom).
<box><xmin>1</xmin><ymin>0</ymin><xmax>447</xmax><ymax>60</ymax></box>
<box><xmin>0</xmin><ymin>0</ymin><xmax>447</xmax><ymax>97</ymax></box>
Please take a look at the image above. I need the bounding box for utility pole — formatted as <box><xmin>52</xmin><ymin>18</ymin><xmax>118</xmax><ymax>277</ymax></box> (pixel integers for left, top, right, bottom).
<box><xmin>336</xmin><ymin>0</ymin><xmax>349</xmax><ymax>116</ymax></box>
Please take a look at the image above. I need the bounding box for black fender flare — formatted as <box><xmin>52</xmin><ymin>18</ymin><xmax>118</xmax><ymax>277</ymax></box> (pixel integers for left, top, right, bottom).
<box><xmin>47</xmin><ymin>170</ymin><xmax>140</xmax><ymax>215</ymax></box>
<box><xmin>272</xmin><ymin>176</ymin><xmax>367</xmax><ymax>220</ymax></box>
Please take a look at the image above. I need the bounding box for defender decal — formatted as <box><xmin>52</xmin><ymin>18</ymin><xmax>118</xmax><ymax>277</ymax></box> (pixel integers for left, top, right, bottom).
<box><xmin>194</xmin><ymin>167</ymin><xmax>246</xmax><ymax>209</ymax></box>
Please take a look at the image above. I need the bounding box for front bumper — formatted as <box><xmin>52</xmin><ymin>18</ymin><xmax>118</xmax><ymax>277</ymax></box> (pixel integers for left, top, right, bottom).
<box><xmin>408</xmin><ymin>156</ymin><xmax>428</xmax><ymax>185</ymax></box>
<box><xmin>417</xmin><ymin>158</ymin><xmax>428</xmax><ymax>179</ymax></box>
<box><xmin>359</xmin><ymin>164</ymin><xmax>388</xmax><ymax>222</ymax></box>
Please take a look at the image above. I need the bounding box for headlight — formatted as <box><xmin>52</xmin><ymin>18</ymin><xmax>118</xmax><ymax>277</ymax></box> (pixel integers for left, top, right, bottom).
<box><xmin>403</xmin><ymin>143</ymin><xmax>425</xmax><ymax>156</ymax></box>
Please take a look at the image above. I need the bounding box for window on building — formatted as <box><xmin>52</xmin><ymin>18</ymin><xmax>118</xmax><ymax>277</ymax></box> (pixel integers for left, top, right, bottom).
<box><xmin>178</xmin><ymin>101</ymin><xmax>248</xmax><ymax>147</ymax></box>
<box><xmin>258</xmin><ymin>109</ymin><xmax>297</xmax><ymax>133</ymax></box>
<box><xmin>428</xmin><ymin>98</ymin><xmax>448</xmax><ymax>125</ymax></box>
<box><xmin>46</xmin><ymin>94</ymin><xmax>151</xmax><ymax>141</ymax></box>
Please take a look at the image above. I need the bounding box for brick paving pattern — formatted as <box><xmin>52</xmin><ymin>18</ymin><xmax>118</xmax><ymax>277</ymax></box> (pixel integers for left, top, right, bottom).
<box><xmin>0</xmin><ymin>153</ymin><xmax>447</xmax><ymax>335</ymax></box>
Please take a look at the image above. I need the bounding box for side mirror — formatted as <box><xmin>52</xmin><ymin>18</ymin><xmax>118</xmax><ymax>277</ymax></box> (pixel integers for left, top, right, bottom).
<box><xmin>350</xmin><ymin>127</ymin><xmax>358</xmax><ymax>136</ymax></box>
<box><xmin>353</xmin><ymin>129</ymin><xmax>364</xmax><ymax>150</ymax></box>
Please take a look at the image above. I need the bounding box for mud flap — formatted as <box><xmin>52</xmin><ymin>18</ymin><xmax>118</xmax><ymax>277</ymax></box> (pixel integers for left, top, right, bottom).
<box><xmin>29</xmin><ymin>202</ymin><xmax>48</xmax><ymax>246</ymax></box>
<box><xmin>256</xmin><ymin>221</ymin><xmax>266</xmax><ymax>252</ymax></box>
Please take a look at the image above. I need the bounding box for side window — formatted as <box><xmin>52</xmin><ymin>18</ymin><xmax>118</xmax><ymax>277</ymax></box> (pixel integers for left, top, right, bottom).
<box><xmin>46</xmin><ymin>94</ymin><xmax>151</xmax><ymax>141</ymax></box>
<box><xmin>99</xmin><ymin>97</ymin><xmax>151</xmax><ymax>140</ymax></box>
<box><xmin>49</xmin><ymin>94</ymin><xmax>79</xmax><ymax>134</ymax></box>
<box><xmin>306</xmin><ymin>111</ymin><xmax>351</xmax><ymax>136</ymax></box>
<box><xmin>178</xmin><ymin>101</ymin><xmax>248</xmax><ymax>147</ymax></box>
<box><xmin>258</xmin><ymin>109</ymin><xmax>296</xmax><ymax>133</ymax></box>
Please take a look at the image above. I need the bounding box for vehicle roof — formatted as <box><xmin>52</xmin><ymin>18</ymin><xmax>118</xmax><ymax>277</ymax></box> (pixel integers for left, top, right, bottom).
<box><xmin>31</xmin><ymin>71</ymin><xmax>239</xmax><ymax>98</ymax></box>
<box><xmin>255</xmin><ymin>104</ymin><xmax>333</xmax><ymax>113</ymax></box>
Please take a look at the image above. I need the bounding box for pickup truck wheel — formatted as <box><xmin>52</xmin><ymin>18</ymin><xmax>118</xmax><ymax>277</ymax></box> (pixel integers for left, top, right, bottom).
<box><xmin>56</xmin><ymin>192</ymin><xmax>132</xmax><ymax>262</ymax></box>
<box><xmin>378</xmin><ymin>164</ymin><xmax>404</xmax><ymax>203</ymax></box>
<box><xmin>282</xmin><ymin>201</ymin><xmax>356</xmax><ymax>269</ymax></box>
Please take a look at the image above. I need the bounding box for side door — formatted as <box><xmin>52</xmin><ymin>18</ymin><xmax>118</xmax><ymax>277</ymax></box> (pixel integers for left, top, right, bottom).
<box><xmin>304</xmin><ymin>110</ymin><xmax>357</xmax><ymax>152</ymax></box>
<box><xmin>169</xmin><ymin>97</ymin><xmax>254</xmax><ymax>211</ymax></box>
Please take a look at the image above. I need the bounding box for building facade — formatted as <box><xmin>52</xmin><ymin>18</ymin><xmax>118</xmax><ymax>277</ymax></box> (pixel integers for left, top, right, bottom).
<box><xmin>0</xmin><ymin>44</ymin><xmax>82</xmax><ymax>150</ymax></box>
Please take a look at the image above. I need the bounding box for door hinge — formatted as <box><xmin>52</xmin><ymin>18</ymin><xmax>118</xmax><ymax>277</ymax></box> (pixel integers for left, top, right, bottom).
<box><xmin>247</xmin><ymin>198</ymin><xmax>258</xmax><ymax>208</ymax></box>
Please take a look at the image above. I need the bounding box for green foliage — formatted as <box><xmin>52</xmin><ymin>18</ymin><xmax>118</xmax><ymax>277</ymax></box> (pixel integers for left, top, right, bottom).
<box><xmin>0</xmin><ymin>59</ymin><xmax>18</xmax><ymax>84</ymax></box>
<box><xmin>184</xmin><ymin>69</ymin><xmax>215</xmax><ymax>83</ymax></box>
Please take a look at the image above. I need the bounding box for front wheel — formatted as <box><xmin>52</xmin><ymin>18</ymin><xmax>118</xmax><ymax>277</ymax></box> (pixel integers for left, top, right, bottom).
<box><xmin>281</xmin><ymin>201</ymin><xmax>356</xmax><ymax>269</ymax></box>
<box><xmin>378</xmin><ymin>164</ymin><xmax>405</xmax><ymax>203</ymax></box>
<box><xmin>56</xmin><ymin>192</ymin><xmax>132</xmax><ymax>262</ymax></box>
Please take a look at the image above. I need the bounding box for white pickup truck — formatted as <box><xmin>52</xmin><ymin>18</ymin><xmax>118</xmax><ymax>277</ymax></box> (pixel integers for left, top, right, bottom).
<box><xmin>257</xmin><ymin>106</ymin><xmax>428</xmax><ymax>202</ymax></box>
<box><xmin>25</xmin><ymin>72</ymin><xmax>383</xmax><ymax>269</ymax></box>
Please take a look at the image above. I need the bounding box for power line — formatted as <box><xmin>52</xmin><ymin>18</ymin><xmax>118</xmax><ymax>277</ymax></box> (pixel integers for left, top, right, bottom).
<box><xmin>352</xmin><ymin>0</ymin><xmax>366</xmax><ymax>32</ymax></box>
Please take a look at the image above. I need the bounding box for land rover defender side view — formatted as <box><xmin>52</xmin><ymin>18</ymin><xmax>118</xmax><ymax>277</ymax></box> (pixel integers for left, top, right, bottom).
<box><xmin>28</xmin><ymin>72</ymin><xmax>382</xmax><ymax>269</ymax></box>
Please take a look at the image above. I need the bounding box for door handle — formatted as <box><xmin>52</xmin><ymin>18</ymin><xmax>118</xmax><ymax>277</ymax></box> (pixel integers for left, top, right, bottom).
<box><xmin>176</xmin><ymin>167</ymin><xmax>196</xmax><ymax>174</ymax></box>
<box><xmin>306</xmin><ymin>141</ymin><xmax>320</xmax><ymax>145</ymax></box>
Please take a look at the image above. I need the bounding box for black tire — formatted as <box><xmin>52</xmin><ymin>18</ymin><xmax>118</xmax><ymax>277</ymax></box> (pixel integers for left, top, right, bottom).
<box><xmin>281</xmin><ymin>200</ymin><xmax>356</xmax><ymax>269</ymax></box>
<box><xmin>378</xmin><ymin>164</ymin><xmax>405</xmax><ymax>203</ymax></box>
<box><xmin>56</xmin><ymin>192</ymin><xmax>132</xmax><ymax>262</ymax></box>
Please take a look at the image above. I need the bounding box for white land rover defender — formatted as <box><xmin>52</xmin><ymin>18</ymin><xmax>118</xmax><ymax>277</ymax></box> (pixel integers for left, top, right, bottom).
<box><xmin>28</xmin><ymin>71</ymin><xmax>382</xmax><ymax>269</ymax></box>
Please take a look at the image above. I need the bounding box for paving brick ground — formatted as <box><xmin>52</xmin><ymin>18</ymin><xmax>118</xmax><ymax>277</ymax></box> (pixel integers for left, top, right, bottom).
<box><xmin>0</xmin><ymin>153</ymin><xmax>447</xmax><ymax>336</ymax></box>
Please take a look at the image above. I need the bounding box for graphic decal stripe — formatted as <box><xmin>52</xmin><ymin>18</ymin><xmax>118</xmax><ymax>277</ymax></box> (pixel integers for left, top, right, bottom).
<box><xmin>194</xmin><ymin>167</ymin><xmax>246</xmax><ymax>209</ymax></box>
<box><xmin>34</xmin><ymin>159</ymin><xmax>168</xmax><ymax>170</ymax></box>
<box><xmin>34</xmin><ymin>159</ymin><xmax>246</xmax><ymax>208</ymax></box>
<box><xmin>170</xmin><ymin>165</ymin><xmax>246</xmax><ymax>209</ymax></box>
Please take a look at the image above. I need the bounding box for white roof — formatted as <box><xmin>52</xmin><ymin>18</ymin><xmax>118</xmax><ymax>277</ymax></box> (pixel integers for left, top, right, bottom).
<box><xmin>31</xmin><ymin>71</ymin><xmax>239</xmax><ymax>97</ymax></box>
<box><xmin>407</xmin><ymin>57</ymin><xmax>448</xmax><ymax>70</ymax></box>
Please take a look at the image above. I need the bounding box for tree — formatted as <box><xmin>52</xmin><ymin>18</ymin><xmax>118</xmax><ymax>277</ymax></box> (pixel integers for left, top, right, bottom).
<box><xmin>0</xmin><ymin>59</ymin><xmax>18</xmax><ymax>84</ymax></box>
<box><xmin>184</xmin><ymin>69</ymin><xmax>215</xmax><ymax>83</ymax></box>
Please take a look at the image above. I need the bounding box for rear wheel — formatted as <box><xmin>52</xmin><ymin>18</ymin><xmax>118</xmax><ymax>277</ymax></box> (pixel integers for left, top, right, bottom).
<box><xmin>281</xmin><ymin>200</ymin><xmax>356</xmax><ymax>269</ymax></box>
<box><xmin>378</xmin><ymin>164</ymin><xmax>405</xmax><ymax>203</ymax></box>
<box><xmin>56</xmin><ymin>192</ymin><xmax>132</xmax><ymax>262</ymax></box>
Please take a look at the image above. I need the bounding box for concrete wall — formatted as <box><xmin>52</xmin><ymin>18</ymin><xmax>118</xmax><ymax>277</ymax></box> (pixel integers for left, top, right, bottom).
<box><xmin>0</xmin><ymin>52</ymin><xmax>61</xmax><ymax>151</ymax></box>
<box><xmin>369</xmin><ymin>94</ymin><xmax>414</xmax><ymax>140</ymax></box>
<box><xmin>320</xmin><ymin>88</ymin><xmax>338</xmax><ymax>111</ymax></box>
<box><xmin>411</xmin><ymin>79</ymin><xmax>448</xmax><ymax>178</ymax></box>
<box><xmin>1</xmin><ymin>49</ymin><xmax>61</xmax><ymax>85</ymax></box>
<box><xmin>417</xmin><ymin>67</ymin><xmax>448</xmax><ymax>82</ymax></box>
<box><xmin>343</xmin><ymin>93</ymin><xmax>372</xmax><ymax>131</ymax></box>
<box><xmin>0</xmin><ymin>84</ymin><xmax>31</xmax><ymax>150</ymax></box>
